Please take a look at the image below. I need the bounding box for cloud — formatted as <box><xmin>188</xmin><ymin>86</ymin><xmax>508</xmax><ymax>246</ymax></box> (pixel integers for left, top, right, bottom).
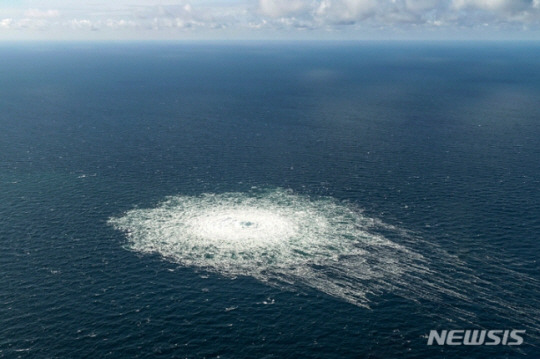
<box><xmin>405</xmin><ymin>0</ymin><xmax>440</xmax><ymax>13</ymax></box>
<box><xmin>451</xmin><ymin>0</ymin><xmax>540</xmax><ymax>20</ymax></box>
<box><xmin>450</xmin><ymin>0</ymin><xmax>540</xmax><ymax>25</ymax></box>
<box><xmin>24</xmin><ymin>9</ymin><xmax>60</xmax><ymax>18</ymax></box>
<box><xmin>132</xmin><ymin>3</ymin><xmax>242</xmax><ymax>31</ymax></box>
<box><xmin>452</xmin><ymin>0</ymin><xmax>531</xmax><ymax>12</ymax></box>
<box><xmin>68</xmin><ymin>19</ymin><xmax>94</xmax><ymax>30</ymax></box>
<box><xmin>1</xmin><ymin>0</ymin><xmax>540</xmax><ymax>39</ymax></box>
<box><xmin>0</xmin><ymin>18</ymin><xmax>13</xmax><ymax>29</ymax></box>
<box><xmin>105</xmin><ymin>18</ymin><xmax>136</xmax><ymax>29</ymax></box>
<box><xmin>259</xmin><ymin>0</ymin><xmax>310</xmax><ymax>18</ymax></box>
<box><xmin>315</xmin><ymin>0</ymin><xmax>377</xmax><ymax>24</ymax></box>
<box><xmin>256</xmin><ymin>0</ymin><xmax>540</xmax><ymax>29</ymax></box>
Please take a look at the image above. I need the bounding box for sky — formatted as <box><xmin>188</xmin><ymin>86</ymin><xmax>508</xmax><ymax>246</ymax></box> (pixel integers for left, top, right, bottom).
<box><xmin>1</xmin><ymin>0</ymin><xmax>540</xmax><ymax>41</ymax></box>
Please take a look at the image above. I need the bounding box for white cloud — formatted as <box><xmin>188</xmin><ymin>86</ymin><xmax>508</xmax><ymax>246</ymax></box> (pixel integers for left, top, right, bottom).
<box><xmin>0</xmin><ymin>18</ymin><xmax>13</xmax><ymax>29</ymax></box>
<box><xmin>259</xmin><ymin>0</ymin><xmax>310</xmax><ymax>18</ymax></box>
<box><xmin>452</xmin><ymin>0</ymin><xmax>527</xmax><ymax>12</ymax></box>
<box><xmin>405</xmin><ymin>0</ymin><xmax>439</xmax><ymax>13</ymax></box>
<box><xmin>450</xmin><ymin>0</ymin><xmax>540</xmax><ymax>25</ymax></box>
<box><xmin>1</xmin><ymin>0</ymin><xmax>540</xmax><ymax>39</ymax></box>
<box><xmin>68</xmin><ymin>19</ymin><xmax>95</xmax><ymax>30</ymax></box>
<box><xmin>24</xmin><ymin>9</ymin><xmax>60</xmax><ymax>18</ymax></box>
<box><xmin>315</xmin><ymin>0</ymin><xmax>377</xmax><ymax>24</ymax></box>
<box><xmin>105</xmin><ymin>18</ymin><xmax>136</xmax><ymax>29</ymax></box>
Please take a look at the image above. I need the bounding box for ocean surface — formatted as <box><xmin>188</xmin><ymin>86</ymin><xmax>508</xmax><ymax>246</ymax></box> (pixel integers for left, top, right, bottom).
<box><xmin>1</xmin><ymin>42</ymin><xmax>539</xmax><ymax>358</ymax></box>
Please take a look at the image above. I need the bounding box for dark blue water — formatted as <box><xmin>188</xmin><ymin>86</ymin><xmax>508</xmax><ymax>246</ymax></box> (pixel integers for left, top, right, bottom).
<box><xmin>1</xmin><ymin>42</ymin><xmax>539</xmax><ymax>358</ymax></box>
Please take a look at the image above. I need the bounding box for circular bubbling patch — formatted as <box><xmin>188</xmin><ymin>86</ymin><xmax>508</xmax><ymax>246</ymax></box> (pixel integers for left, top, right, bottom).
<box><xmin>185</xmin><ymin>208</ymin><xmax>297</xmax><ymax>246</ymax></box>
<box><xmin>108</xmin><ymin>188</ymin><xmax>427</xmax><ymax>306</ymax></box>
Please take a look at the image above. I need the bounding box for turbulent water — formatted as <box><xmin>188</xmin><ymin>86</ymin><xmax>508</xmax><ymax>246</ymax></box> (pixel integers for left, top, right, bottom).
<box><xmin>1</xmin><ymin>43</ymin><xmax>540</xmax><ymax>358</ymax></box>
<box><xmin>108</xmin><ymin>187</ymin><xmax>540</xmax><ymax>339</ymax></box>
<box><xmin>109</xmin><ymin>188</ymin><xmax>427</xmax><ymax>307</ymax></box>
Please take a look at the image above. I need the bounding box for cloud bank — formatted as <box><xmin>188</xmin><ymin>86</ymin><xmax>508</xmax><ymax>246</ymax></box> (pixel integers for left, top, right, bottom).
<box><xmin>1</xmin><ymin>0</ymin><xmax>540</xmax><ymax>39</ymax></box>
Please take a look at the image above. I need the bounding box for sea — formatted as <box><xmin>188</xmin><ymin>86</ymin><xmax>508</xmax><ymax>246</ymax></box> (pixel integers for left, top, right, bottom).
<box><xmin>1</xmin><ymin>41</ymin><xmax>539</xmax><ymax>358</ymax></box>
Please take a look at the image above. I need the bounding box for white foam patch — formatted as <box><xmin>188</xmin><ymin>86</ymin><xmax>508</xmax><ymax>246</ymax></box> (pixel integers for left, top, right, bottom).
<box><xmin>108</xmin><ymin>188</ymin><xmax>428</xmax><ymax>306</ymax></box>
